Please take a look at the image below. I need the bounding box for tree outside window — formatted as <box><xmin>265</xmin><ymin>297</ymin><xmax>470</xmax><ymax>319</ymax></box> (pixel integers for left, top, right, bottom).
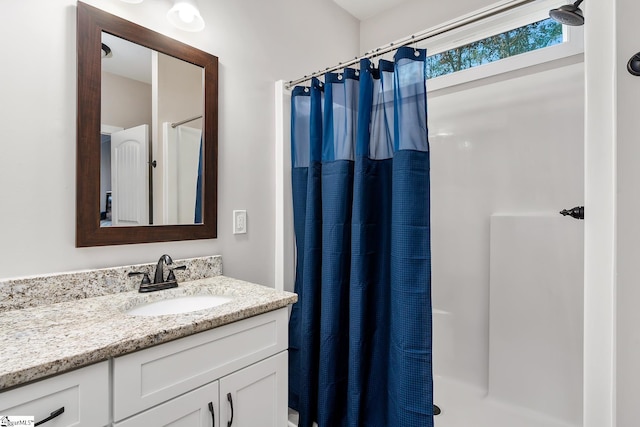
<box><xmin>426</xmin><ymin>18</ymin><xmax>563</xmax><ymax>79</ymax></box>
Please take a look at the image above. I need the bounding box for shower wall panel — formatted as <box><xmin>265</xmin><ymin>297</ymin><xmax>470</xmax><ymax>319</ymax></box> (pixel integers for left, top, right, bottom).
<box><xmin>488</xmin><ymin>214</ymin><xmax>583</xmax><ymax>425</ymax></box>
<box><xmin>428</xmin><ymin>60</ymin><xmax>584</xmax><ymax>388</ymax></box>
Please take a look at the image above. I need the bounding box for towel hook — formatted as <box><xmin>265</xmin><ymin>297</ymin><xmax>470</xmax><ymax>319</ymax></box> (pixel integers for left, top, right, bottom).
<box><xmin>627</xmin><ymin>52</ymin><xmax>640</xmax><ymax>76</ymax></box>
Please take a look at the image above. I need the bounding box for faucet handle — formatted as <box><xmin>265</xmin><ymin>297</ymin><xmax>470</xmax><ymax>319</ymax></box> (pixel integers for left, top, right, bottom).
<box><xmin>167</xmin><ymin>265</ymin><xmax>187</xmax><ymax>282</ymax></box>
<box><xmin>128</xmin><ymin>271</ymin><xmax>152</xmax><ymax>286</ymax></box>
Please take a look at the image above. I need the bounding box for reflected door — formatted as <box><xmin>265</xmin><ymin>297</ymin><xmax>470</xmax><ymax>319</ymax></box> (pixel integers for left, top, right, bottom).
<box><xmin>111</xmin><ymin>125</ymin><xmax>149</xmax><ymax>226</ymax></box>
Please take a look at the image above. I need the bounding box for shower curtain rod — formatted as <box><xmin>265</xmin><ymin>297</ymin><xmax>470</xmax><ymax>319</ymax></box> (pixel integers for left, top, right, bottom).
<box><xmin>171</xmin><ymin>115</ymin><xmax>203</xmax><ymax>128</ymax></box>
<box><xmin>285</xmin><ymin>0</ymin><xmax>536</xmax><ymax>89</ymax></box>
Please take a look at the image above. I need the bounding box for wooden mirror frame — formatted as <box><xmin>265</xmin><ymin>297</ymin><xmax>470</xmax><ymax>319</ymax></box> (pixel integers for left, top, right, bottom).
<box><xmin>76</xmin><ymin>2</ymin><xmax>218</xmax><ymax>247</ymax></box>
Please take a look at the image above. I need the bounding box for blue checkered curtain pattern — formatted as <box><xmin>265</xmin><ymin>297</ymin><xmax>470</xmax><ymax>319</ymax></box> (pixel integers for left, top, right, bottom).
<box><xmin>288</xmin><ymin>46</ymin><xmax>433</xmax><ymax>427</ymax></box>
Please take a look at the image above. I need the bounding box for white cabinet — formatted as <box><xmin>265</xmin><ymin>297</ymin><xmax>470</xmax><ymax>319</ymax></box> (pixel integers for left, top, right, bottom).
<box><xmin>113</xmin><ymin>380</ymin><xmax>219</xmax><ymax>427</ymax></box>
<box><xmin>114</xmin><ymin>352</ymin><xmax>287</xmax><ymax>427</ymax></box>
<box><xmin>113</xmin><ymin>308</ymin><xmax>289</xmax><ymax>426</ymax></box>
<box><xmin>219</xmin><ymin>352</ymin><xmax>288</xmax><ymax>427</ymax></box>
<box><xmin>0</xmin><ymin>361</ymin><xmax>109</xmax><ymax>427</ymax></box>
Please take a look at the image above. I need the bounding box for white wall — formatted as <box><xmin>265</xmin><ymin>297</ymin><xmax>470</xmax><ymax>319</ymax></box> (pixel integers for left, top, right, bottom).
<box><xmin>583</xmin><ymin>1</ymin><xmax>616</xmax><ymax>425</ymax></box>
<box><xmin>359</xmin><ymin>0</ymin><xmax>500</xmax><ymax>51</ymax></box>
<box><xmin>613</xmin><ymin>0</ymin><xmax>640</xmax><ymax>425</ymax></box>
<box><xmin>102</xmin><ymin>72</ymin><xmax>152</xmax><ymax>129</ymax></box>
<box><xmin>579</xmin><ymin>0</ymin><xmax>640</xmax><ymax>425</ymax></box>
<box><xmin>0</xmin><ymin>0</ymin><xmax>358</xmax><ymax>284</ymax></box>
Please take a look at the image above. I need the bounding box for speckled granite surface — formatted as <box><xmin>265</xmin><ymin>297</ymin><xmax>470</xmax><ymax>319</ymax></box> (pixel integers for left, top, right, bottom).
<box><xmin>0</xmin><ymin>276</ymin><xmax>297</xmax><ymax>390</ymax></box>
<box><xmin>0</xmin><ymin>256</ymin><xmax>222</xmax><ymax>312</ymax></box>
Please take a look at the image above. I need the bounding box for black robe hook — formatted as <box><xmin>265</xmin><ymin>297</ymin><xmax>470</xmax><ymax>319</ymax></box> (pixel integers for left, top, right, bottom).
<box><xmin>627</xmin><ymin>52</ymin><xmax>640</xmax><ymax>76</ymax></box>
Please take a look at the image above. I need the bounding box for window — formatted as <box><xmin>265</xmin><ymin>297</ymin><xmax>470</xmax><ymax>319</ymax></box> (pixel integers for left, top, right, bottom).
<box><xmin>420</xmin><ymin>0</ymin><xmax>583</xmax><ymax>91</ymax></box>
<box><xmin>426</xmin><ymin>18</ymin><xmax>563</xmax><ymax>79</ymax></box>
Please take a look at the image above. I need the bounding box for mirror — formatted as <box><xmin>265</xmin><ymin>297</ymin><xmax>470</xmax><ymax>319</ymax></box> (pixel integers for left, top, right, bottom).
<box><xmin>100</xmin><ymin>33</ymin><xmax>204</xmax><ymax>227</ymax></box>
<box><xmin>77</xmin><ymin>2</ymin><xmax>218</xmax><ymax>246</ymax></box>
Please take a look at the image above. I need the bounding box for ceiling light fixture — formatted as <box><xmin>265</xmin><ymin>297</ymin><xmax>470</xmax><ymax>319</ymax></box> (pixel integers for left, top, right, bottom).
<box><xmin>167</xmin><ymin>0</ymin><xmax>205</xmax><ymax>32</ymax></box>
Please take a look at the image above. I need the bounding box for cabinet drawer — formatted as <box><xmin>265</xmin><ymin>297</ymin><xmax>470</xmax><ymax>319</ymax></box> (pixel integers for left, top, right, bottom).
<box><xmin>0</xmin><ymin>361</ymin><xmax>109</xmax><ymax>427</ymax></box>
<box><xmin>113</xmin><ymin>308</ymin><xmax>287</xmax><ymax>421</ymax></box>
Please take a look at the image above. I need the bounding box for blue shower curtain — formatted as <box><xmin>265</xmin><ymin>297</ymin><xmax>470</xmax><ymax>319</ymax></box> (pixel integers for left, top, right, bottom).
<box><xmin>194</xmin><ymin>136</ymin><xmax>203</xmax><ymax>224</ymax></box>
<box><xmin>288</xmin><ymin>46</ymin><xmax>433</xmax><ymax>427</ymax></box>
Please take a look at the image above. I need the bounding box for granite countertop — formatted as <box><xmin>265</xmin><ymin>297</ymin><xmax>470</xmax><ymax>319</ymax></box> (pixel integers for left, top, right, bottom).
<box><xmin>0</xmin><ymin>276</ymin><xmax>297</xmax><ymax>390</ymax></box>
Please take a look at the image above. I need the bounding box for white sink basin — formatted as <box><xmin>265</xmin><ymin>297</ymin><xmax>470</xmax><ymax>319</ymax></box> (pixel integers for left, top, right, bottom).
<box><xmin>125</xmin><ymin>295</ymin><xmax>232</xmax><ymax>316</ymax></box>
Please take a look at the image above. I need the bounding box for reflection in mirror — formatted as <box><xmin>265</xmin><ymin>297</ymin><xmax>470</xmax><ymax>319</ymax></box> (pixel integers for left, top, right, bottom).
<box><xmin>99</xmin><ymin>33</ymin><xmax>204</xmax><ymax>227</ymax></box>
<box><xmin>77</xmin><ymin>2</ymin><xmax>218</xmax><ymax>247</ymax></box>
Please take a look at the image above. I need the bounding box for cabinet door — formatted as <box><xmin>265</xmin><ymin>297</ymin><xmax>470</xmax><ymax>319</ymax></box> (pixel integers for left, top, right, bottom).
<box><xmin>0</xmin><ymin>361</ymin><xmax>109</xmax><ymax>427</ymax></box>
<box><xmin>219</xmin><ymin>352</ymin><xmax>287</xmax><ymax>427</ymax></box>
<box><xmin>114</xmin><ymin>380</ymin><xmax>219</xmax><ymax>427</ymax></box>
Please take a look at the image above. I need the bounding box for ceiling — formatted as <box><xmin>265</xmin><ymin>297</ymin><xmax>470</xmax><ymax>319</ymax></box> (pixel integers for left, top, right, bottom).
<box><xmin>102</xmin><ymin>32</ymin><xmax>152</xmax><ymax>84</ymax></box>
<box><xmin>333</xmin><ymin>0</ymin><xmax>411</xmax><ymax>20</ymax></box>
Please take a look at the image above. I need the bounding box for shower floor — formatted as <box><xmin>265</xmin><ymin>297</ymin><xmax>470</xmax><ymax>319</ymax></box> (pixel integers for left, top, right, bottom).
<box><xmin>433</xmin><ymin>376</ymin><xmax>580</xmax><ymax>427</ymax></box>
<box><xmin>288</xmin><ymin>375</ymin><xmax>579</xmax><ymax>427</ymax></box>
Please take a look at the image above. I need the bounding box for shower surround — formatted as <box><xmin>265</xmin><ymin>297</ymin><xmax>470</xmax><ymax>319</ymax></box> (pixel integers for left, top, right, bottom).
<box><xmin>427</xmin><ymin>60</ymin><xmax>584</xmax><ymax>426</ymax></box>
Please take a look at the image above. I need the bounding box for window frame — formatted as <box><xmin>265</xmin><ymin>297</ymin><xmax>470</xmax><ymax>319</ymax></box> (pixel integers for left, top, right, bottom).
<box><xmin>421</xmin><ymin>0</ymin><xmax>584</xmax><ymax>92</ymax></box>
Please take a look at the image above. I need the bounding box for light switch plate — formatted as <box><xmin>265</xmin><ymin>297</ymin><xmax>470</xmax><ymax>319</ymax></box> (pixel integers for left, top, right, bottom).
<box><xmin>233</xmin><ymin>210</ymin><xmax>247</xmax><ymax>234</ymax></box>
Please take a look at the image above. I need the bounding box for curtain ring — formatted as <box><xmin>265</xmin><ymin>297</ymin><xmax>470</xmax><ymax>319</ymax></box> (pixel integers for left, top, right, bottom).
<box><xmin>412</xmin><ymin>35</ymin><xmax>420</xmax><ymax>57</ymax></box>
<box><xmin>337</xmin><ymin>62</ymin><xmax>344</xmax><ymax>80</ymax></box>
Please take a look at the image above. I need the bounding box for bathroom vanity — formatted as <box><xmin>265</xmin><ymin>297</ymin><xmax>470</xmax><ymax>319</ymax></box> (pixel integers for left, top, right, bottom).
<box><xmin>112</xmin><ymin>309</ymin><xmax>287</xmax><ymax>427</ymax></box>
<box><xmin>0</xmin><ymin>265</ymin><xmax>296</xmax><ymax>427</ymax></box>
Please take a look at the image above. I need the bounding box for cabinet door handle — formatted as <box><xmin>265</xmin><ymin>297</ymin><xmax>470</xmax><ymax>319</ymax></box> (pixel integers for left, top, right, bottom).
<box><xmin>208</xmin><ymin>401</ymin><xmax>215</xmax><ymax>427</ymax></box>
<box><xmin>226</xmin><ymin>393</ymin><xmax>234</xmax><ymax>427</ymax></box>
<box><xmin>35</xmin><ymin>407</ymin><xmax>65</xmax><ymax>426</ymax></box>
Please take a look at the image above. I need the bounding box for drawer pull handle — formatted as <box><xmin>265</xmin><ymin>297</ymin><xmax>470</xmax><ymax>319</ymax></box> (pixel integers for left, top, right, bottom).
<box><xmin>208</xmin><ymin>401</ymin><xmax>215</xmax><ymax>427</ymax></box>
<box><xmin>227</xmin><ymin>393</ymin><xmax>234</xmax><ymax>427</ymax></box>
<box><xmin>35</xmin><ymin>407</ymin><xmax>65</xmax><ymax>426</ymax></box>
